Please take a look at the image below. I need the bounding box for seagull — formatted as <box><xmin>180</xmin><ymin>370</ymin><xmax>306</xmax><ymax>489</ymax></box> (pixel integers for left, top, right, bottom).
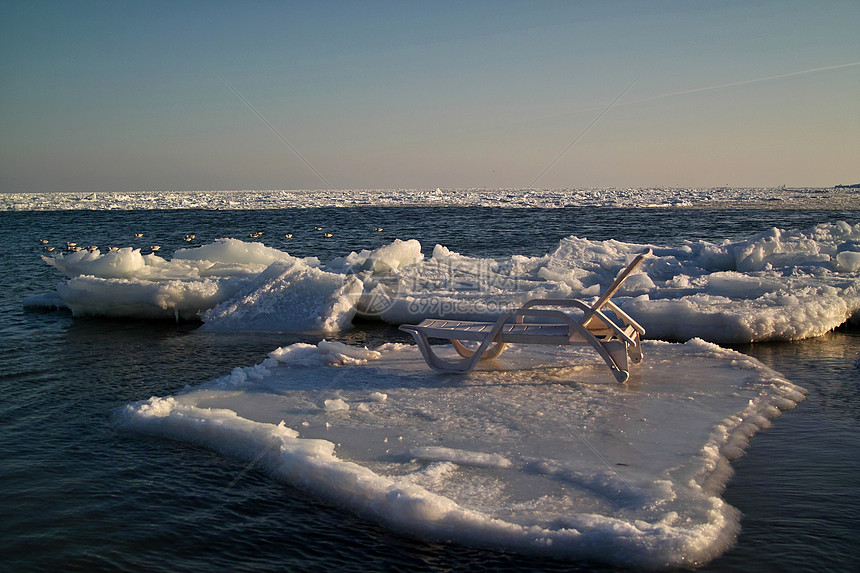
<box><xmin>284</xmin><ymin>233</ymin><xmax>293</xmax><ymax>239</ymax></box>
<box><xmin>323</xmin><ymin>232</ymin><xmax>333</xmax><ymax>238</ymax></box>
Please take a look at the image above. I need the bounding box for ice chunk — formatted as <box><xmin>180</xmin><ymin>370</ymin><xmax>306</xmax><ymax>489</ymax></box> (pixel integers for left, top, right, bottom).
<box><xmin>55</xmin><ymin>275</ymin><xmax>239</xmax><ymax>320</ymax></box>
<box><xmin>200</xmin><ymin>261</ymin><xmax>363</xmax><ymax>332</ymax></box>
<box><xmin>365</xmin><ymin>238</ymin><xmax>423</xmax><ymax>273</ymax></box>
<box><xmin>42</xmin><ymin>247</ymin><xmax>146</xmax><ymax>278</ymax></box>
<box><xmin>836</xmin><ymin>251</ymin><xmax>860</xmax><ymax>273</ymax></box>
<box><xmin>324</xmin><ymin>398</ymin><xmax>350</xmax><ymax>412</ymax></box>
<box><xmin>172</xmin><ymin>237</ymin><xmax>300</xmax><ymax>266</ymax></box>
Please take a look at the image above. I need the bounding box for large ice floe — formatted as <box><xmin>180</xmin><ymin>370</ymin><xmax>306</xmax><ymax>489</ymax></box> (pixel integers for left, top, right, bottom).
<box><xmin>117</xmin><ymin>338</ymin><xmax>807</xmax><ymax>568</ymax></box>
<box><xmin>32</xmin><ymin>221</ymin><xmax>860</xmax><ymax>342</ymax></box>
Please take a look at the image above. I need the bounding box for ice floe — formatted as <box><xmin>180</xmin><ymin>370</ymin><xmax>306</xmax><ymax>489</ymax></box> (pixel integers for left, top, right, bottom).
<box><xmin>117</xmin><ymin>338</ymin><xmax>807</xmax><ymax>568</ymax></box>
<box><xmin>31</xmin><ymin>222</ymin><xmax>860</xmax><ymax>343</ymax></box>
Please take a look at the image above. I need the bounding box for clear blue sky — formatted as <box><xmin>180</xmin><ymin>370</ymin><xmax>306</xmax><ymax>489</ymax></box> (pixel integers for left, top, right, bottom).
<box><xmin>2</xmin><ymin>0</ymin><xmax>858</xmax><ymax>192</ymax></box>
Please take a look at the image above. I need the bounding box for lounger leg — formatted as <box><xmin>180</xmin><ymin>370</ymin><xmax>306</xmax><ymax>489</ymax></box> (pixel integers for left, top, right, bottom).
<box><xmin>403</xmin><ymin>329</ymin><xmax>487</xmax><ymax>372</ymax></box>
<box><xmin>567</xmin><ymin>323</ymin><xmax>631</xmax><ymax>384</ymax></box>
<box><xmin>628</xmin><ymin>333</ymin><xmax>643</xmax><ymax>364</ymax></box>
<box><xmin>602</xmin><ymin>341</ymin><xmax>630</xmax><ymax>383</ymax></box>
<box><xmin>452</xmin><ymin>340</ymin><xmax>507</xmax><ymax>360</ymax></box>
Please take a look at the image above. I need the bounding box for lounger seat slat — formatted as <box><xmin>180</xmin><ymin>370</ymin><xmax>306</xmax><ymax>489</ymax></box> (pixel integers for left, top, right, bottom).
<box><xmin>399</xmin><ymin>249</ymin><xmax>651</xmax><ymax>383</ymax></box>
<box><xmin>417</xmin><ymin>319</ymin><xmax>569</xmax><ymax>338</ymax></box>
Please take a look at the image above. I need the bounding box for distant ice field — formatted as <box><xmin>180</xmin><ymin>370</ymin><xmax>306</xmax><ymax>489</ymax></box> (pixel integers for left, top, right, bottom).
<box><xmin>3</xmin><ymin>186</ymin><xmax>858</xmax><ymax>211</ymax></box>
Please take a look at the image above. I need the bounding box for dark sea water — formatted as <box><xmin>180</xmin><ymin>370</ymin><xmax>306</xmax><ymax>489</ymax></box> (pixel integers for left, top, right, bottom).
<box><xmin>1</xmin><ymin>207</ymin><xmax>859</xmax><ymax>572</ymax></box>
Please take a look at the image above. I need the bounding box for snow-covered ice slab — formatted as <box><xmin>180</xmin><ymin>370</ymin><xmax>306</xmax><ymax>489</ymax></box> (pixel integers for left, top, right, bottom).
<box><xmin>118</xmin><ymin>339</ymin><xmax>806</xmax><ymax>569</ymax></box>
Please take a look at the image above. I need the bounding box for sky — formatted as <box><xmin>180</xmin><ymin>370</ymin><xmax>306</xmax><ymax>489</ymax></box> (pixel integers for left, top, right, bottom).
<box><xmin>1</xmin><ymin>0</ymin><xmax>858</xmax><ymax>193</ymax></box>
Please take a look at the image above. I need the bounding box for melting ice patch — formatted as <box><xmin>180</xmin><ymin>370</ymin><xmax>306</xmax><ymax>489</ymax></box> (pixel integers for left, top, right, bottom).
<box><xmin>117</xmin><ymin>339</ymin><xmax>806</xmax><ymax>568</ymax></box>
<box><xmin>32</xmin><ymin>222</ymin><xmax>860</xmax><ymax>342</ymax></box>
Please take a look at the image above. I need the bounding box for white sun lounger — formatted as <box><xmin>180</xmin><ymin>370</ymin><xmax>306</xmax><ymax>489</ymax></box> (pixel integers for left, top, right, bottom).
<box><xmin>399</xmin><ymin>249</ymin><xmax>651</xmax><ymax>383</ymax></box>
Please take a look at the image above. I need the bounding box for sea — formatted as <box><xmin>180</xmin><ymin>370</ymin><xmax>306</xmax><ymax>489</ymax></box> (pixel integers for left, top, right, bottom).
<box><xmin>1</xmin><ymin>202</ymin><xmax>859</xmax><ymax>572</ymax></box>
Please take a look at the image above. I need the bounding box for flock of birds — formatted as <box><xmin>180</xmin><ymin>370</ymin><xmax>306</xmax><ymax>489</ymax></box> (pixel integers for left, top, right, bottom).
<box><xmin>38</xmin><ymin>226</ymin><xmax>385</xmax><ymax>255</ymax></box>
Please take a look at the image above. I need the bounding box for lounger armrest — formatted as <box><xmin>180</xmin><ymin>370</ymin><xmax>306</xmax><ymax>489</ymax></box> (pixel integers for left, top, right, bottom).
<box><xmin>519</xmin><ymin>298</ymin><xmax>590</xmax><ymax>310</ymax></box>
<box><xmin>516</xmin><ymin>299</ymin><xmax>641</xmax><ymax>338</ymax></box>
<box><xmin>491</xmin><ymin>307</ymin><xmax>579</xmax><ymax>334</ymax></box>
<box><xmin>584</xmin><ymin>308</ymin><xmax>640</xmax><ymax>345</ymax></box>
<box><xmin>602</xmin><ymin>299</ymin><xmax>646</xmax><ymax>335</ymax></box>
<box><xmin>510</xmin><ymin>307</ymin><xmax>578</xmax><ymax>324</ymax></box>
<box><xmin>509</xmin><ymin>308</ymin><xmax>628</xmax><ymax>349</ymax></box>
<box><xmin>516</xmin><ymin>298</ymin><xmax>592</xmax><ymax>322</ymax></box>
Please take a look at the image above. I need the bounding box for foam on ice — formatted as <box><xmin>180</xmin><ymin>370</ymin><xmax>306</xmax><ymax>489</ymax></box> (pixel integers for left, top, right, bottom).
<box><xmin>32</xmin><ymin>222</ymin><xmax>860</xmax><ymax>342</ymax></box>
<box><xmin>116</xmin><ymin>338</ymin><xmax>806</xmax><ymax>568</ymax></box>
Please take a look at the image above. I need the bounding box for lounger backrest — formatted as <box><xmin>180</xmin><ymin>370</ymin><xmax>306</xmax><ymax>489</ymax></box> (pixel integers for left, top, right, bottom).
<box><xmin>589</xmin><ymin>249</ymin><xmax>651</xmax><ymax>313</ymax></box>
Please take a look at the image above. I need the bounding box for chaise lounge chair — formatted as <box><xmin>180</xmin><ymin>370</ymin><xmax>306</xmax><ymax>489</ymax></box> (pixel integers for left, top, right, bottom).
<box><xmin>399</xmin><ymin>249</ymin><xmax>651</xmax><ymax>383</ymax></box>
